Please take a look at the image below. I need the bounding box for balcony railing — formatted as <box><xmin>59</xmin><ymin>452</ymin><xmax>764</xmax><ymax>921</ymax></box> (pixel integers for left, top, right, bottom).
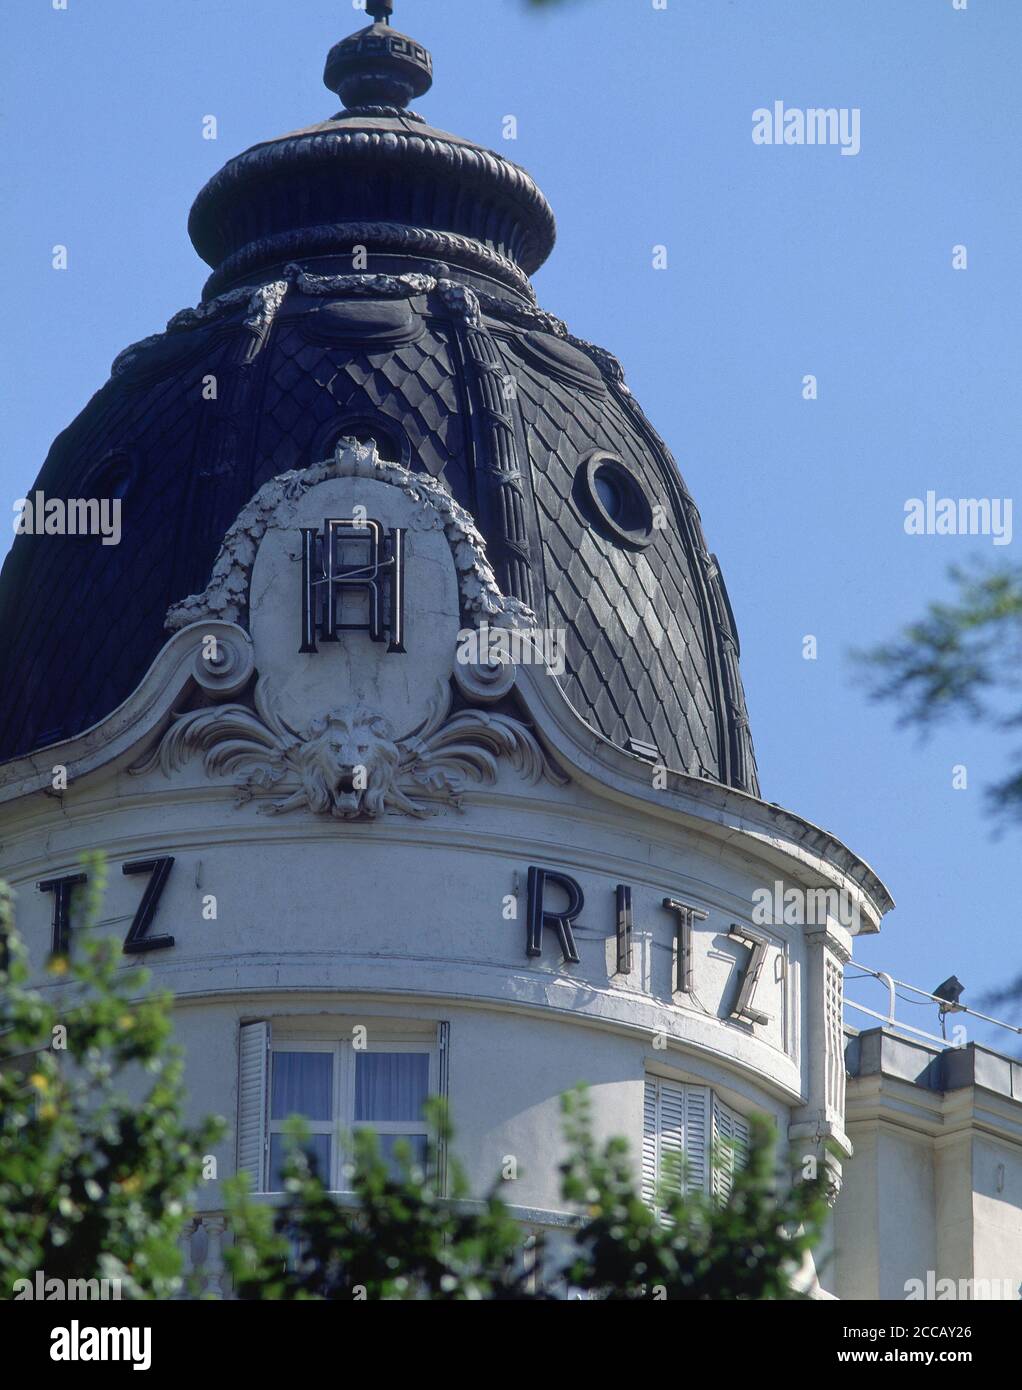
<box><xmin>178</xmin><ymin>1201</ymin><xmax>579</xmax><ymax>1299</ymax></box>
<box><xmin>844</xmin><ymin>963</ymin><xmax>1022</xmax><ymax>1050</ymax></box>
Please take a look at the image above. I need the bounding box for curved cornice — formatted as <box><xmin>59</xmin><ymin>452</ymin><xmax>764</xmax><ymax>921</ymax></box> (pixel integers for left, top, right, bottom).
<box><xmin>0</xmin><ymin>615</ymin><xmax>893</xmax><ymax>932</ymax></box>
<box><xmin>188</xmin><ymin>123</ymin><xmax>557</xmax><ymax>297</ymax></box>
<box><xmin>201</xmin><ymin>222</ymin><xmax>535</xmax><ymax>302</ymax></box>
<box><xmin>512</xmin><ymin>662</ymin><xmax>894</xmax><ymax>931</ymax></box>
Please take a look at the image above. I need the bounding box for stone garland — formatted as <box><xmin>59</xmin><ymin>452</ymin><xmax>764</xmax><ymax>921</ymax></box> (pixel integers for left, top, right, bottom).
<box><xmin>164</xmin><ymin>437</ymin><xmax>537</xmax><ymax>634</ymax></box>
<box><xmin>111</xmin><ymin>262</ymin><xmax>627</xmax><ymax>389</ymax></box>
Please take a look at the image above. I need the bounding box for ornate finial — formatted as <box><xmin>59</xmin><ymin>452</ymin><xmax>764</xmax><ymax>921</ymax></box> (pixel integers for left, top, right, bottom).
<box><xmin>324</xmin><ymin>4</ymin><xmax>432</xmax><ymax>110</ymax></box>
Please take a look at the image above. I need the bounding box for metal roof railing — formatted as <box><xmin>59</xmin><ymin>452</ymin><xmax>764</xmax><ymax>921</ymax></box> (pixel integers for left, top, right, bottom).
<box><xmin>844</xmin><ymin>964</ymin><xmax>1022</xmax><ymax>1050</ymax></box>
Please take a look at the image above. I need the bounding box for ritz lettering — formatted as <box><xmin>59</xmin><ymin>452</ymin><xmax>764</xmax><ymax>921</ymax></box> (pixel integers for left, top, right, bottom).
<box><xmin>30</xmin><ymin>859</ymin><xmax>769</xmax><ymax>1026</ymax></box>
<box><xmin>37</xmin><ymin>858</ymin><xmax>175</xmax><ymax>960</ymax></box>
<box><xmin>526</xmin><ymin>867</ymin><xmax>769</xmax><ymax>1024</ymax></box>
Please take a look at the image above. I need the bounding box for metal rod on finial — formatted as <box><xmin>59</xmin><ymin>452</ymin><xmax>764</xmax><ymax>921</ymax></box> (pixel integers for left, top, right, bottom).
<box><xmin>367</xmin><ymin>0</ymin><xmax>394</xmax><ymax>24</ymax></box>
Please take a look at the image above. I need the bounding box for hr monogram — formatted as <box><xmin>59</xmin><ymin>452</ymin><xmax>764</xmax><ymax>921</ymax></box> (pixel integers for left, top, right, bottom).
<box><xmin>299</xmin><ymin>517</ymin><xmax>406</xmax><ymax>654</ymax></box>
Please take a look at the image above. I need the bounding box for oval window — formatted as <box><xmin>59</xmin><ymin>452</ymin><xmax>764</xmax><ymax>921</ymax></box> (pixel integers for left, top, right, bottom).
<box><xmin>82</xmin><ymin>450</ymin><xmax>135</xmax><ymax>503</ymax></box>
<box><xmin>577</xmin><ymin>451</ymin><xmax>655</xmax><ymax>548</ymax></box>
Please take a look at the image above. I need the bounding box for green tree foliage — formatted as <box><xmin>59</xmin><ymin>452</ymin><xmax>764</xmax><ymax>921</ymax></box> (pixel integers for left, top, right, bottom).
<box><xmin>559</xmin><ymin>1089</ymin><xmax>830</xmax><ymax>1299</ymax></box>
<box><xmin>1</xmin><ymin>874</ymin><xmax>828</xmax><ymax>1300</ymax></box>
<box><xmin>226</xmin><ymin>1091</ymin><xmax>830</xmax><ymax>1300</ymax></box>
<box><xmin>227</xmin><ymin>1106</ymin><xmax>536</xmax><ymax>1300</ymax></box>
<box><xmin>859</xmin><ymin>560</ymin><xmax>1022</xmax><ymax>828</ymax></box>
<box><xmin>0</xmin><ymin>861</ymin><xmax>223</xmax><ymax>1300</ymax></box>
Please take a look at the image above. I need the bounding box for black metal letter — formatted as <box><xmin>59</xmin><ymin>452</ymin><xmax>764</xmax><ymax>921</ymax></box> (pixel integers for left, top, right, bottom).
<box><xmin>299</xmin><ymin>526</ymin><xmax>319</xmax><ymax>653</ymax></box>
<box><xmin>615</xmin><ymin>884</ymin><xmax>632</xmax><ymax>975</ymax></box>
<box><xmin>299</xmin><ymin>517</ymin><xmax>406</xmax><ymax>653</ymax></box>
<box><xmin>122</xmin><ymin>857</ymin><xmax>175</xmax><ymax>954</ymax></box>
<box><xmin>526</xmin><ymin>867</ymin><xmax>582</xmax><ymax>964</ymax></box>
<box><xmin>663</xmin><ymin>897</ymin><xmax>707</xmax><ymax>995</ymax></box>
<box><xmin>728</xmin><ymin>923</ymin><xmax>770</xmax><ymax>1025</ymax></box>
<box><xmin>39</xmin><ymin>873</ymin><xmax>87</xmax><ymax>958</ymax></box>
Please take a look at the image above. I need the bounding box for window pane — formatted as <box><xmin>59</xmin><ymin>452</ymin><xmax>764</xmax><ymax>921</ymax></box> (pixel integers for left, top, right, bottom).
<box><xmin>271</xmin><ymin>1051</ymin><xmax>333</xmax><ymax>1121</ymax></box>
<box><xmin>377</xmin><ymin>1133</ymin><xmax>428</xmax><ymax>1177</ymax></box>
<box><xmin>354</xmin><ymin>1052</ymin><xmax>429</xmax><ymax>1122</ymax></box>
<box><xmin>269</xmin><ymin>1133</ymin><xmax>331</xmax><ymax>1190</ymax></box>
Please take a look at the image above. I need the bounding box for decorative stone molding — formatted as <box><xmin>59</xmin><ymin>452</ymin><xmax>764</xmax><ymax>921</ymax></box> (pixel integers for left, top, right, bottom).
<box><xmin>139</xmin><ymin>437</ymin><xmax>559</xmax><ymax>820</ymax></box>
<box><xmin>336</xmin><ymin>105</ymin><xmax>427</xmax><ymax>122</ymax></box>
<box><xmin>289</xmin><ymin>265</ymin><xmax>437</xmax><ymax>300</ymax></box>
<box><xmin>132</xmin><ymin>674</ymin><xmax>564</xmax><ymax>820</ymax></box>
<box><xmin>789</xmin><ymin>923</ymin><xmax>854</xmax><ymax>1172</ymax></box>
<box><xmin>475</xmin><ymin>291</ymin><xmax>626</xmax><ymax>384</ymax></box>
<box><xmin>109</xmin><ymin>262</ymin><xmax>626</xmax><ymax>389</ymax></box>
<box><xmin>165</xmin><ymin>437</ymin><xmax>536</xmax><ymax>634</ymax></box>
<box><xmin>112</xmin><ymin>280</ymin><xmax>291</xmax><ymax>376</ymax></box>
<box><xmin>192</xmin><ymin>628</ymin><xmax>255</xmax><ymax>697</ymax></box>
<box><xmin>189</xmin><ymin>127</ymin><xmax>556</xmax><ymax>283</ymax></box>
<box><xmin>453</xmin><ymin>653</ymin><xmax>518</xmax><ymax>705</ymax></box>
<box><xmin>206</xmin><ymin>223</ymin><xmax>534</xmax><ymax>301</ymax></box>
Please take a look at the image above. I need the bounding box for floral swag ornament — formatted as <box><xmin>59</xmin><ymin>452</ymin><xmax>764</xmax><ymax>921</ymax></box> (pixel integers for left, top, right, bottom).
<box><xmin>164</xmin><ymin>437</ymin><xmax>535</xmax><ymax>633</ymax></box>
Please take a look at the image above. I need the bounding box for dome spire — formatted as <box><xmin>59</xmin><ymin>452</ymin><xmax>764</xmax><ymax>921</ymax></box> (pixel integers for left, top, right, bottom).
<box><xmin>324</xmin><ymin>2</ymin><xmax>432</xmax><ymax>111</ymax></box>
<box><xmin>189</xmin><ymin>1</ymin><xmax>555</xmax><ymax>299</ymax></box>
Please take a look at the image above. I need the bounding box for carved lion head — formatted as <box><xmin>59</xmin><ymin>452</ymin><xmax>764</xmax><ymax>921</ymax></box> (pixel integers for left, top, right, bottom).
<box><xmin>295</xmin><ymin>710</ymin><xmax>401</xmax><ymax>819</ymax></box>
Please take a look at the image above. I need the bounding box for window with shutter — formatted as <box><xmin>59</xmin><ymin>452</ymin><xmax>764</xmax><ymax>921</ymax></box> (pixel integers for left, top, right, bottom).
<box><xmin>238</xmin><ymin>1020</ymin><xmax>446</xmax><ymax>1193</ymax></box>
<box><xmin>643</xmin><ymin>1075</ymin><xmax>749</xmax><ymax>1215</ymax></box>
<box><xmin>641</xmin><ymin>1077</ymin><xmax>711</xmax><ymax>1215</ymax></box>
<box><xmin>712</xmin><ymin>1093</ymin><xmax>751</xmax><ymax>1204</ymax></box>
<box><xmin>237</xmin><ymin>1020</ymin><xmax>270</xmax><ymax>1190</ymax></box>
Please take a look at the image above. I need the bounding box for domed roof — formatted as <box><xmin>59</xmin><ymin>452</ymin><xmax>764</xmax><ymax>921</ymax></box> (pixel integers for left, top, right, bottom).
<box><xmin>0</xmin><ymin>5</ymin><xmax>759</xmax><ymax>795</ymax></box>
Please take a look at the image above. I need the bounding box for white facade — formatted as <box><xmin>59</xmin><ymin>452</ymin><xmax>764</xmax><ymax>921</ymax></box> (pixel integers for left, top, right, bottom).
<box><xmin>835</xmin><ymin>1030</ymin><xmax>1022</xmax><ymax>1300</ymax></box>
<box><xmin>1</xmin><ymin>439</ymin><xmax>1019</xmax><ymax>1299</ymax></box>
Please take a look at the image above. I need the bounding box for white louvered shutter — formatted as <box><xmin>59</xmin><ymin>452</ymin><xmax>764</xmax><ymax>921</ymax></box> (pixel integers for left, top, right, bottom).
<box><xmin>711</xmin><ymin>1094</ymin><xmax>749</xmax><ymax>1204</ymax></box>
<box><xmin>642</xmin><ymin>1078</ymin><xmax>659</xmax><ymax>1208</ymax></box>
<box><xmin>659</xmin><ymin>1080</ymin><xmax>686</xmax><ymax>1200</ymax></box>
<box><xmin>643</xmin><ymin>1079</ymin><xmax>712</xmax><ymax>1215</ymax></box>
<box><xmin>732</xmin><ymin>1109</ymin><xmax>750</xmax><ymax>1171</ymax></box>
<box><xmin>237</xmin><ymin>1021</ymin><xmax>270</xmax><ymax>1191</ymax></box>
<box><xmin>682</xmin><ymin>1086</ymin><xmax>710</xmax><ymax>1196</ymax></box>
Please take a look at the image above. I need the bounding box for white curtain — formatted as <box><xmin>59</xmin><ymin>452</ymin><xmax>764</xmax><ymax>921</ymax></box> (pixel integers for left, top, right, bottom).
<box><xmin>271</xmin><ymin>1051</ymin><xmax>333</xmax><ymax>1120</ymax></box>
<box><xmin>354</xmin><ymin>1053</ymin><xmax>429</xmax><ymax>1121</ymax></box>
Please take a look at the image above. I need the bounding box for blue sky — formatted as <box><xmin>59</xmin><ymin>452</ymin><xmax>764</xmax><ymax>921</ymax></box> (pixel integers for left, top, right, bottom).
<box><xmin>4</xmin><ymin>0</ymin><xmax>1019</xmax><ymax>1048</ymax></box>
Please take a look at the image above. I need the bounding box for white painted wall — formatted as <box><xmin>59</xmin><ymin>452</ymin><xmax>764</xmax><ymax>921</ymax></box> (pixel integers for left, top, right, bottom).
<box><xmin>836</xmin><ymin>1061</ymin><xmax>1022</xmax><ymax>1300</ymax></box>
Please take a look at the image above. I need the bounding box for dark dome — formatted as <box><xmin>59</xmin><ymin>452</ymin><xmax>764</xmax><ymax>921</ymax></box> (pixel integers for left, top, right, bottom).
<box><xmin>0</xmin><ymin>10</ymin><xmax>759</xmax><ymax>795</ymax></box>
